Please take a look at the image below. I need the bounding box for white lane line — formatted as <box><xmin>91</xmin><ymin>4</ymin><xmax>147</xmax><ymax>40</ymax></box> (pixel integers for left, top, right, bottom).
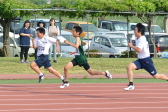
<box><xmin>0</xmin><ymin>101</ymin><xmax>168</xmax><ymax>105</ymax></box>
<box><xmin>0</xmin><ymin>91</ymin><xmax>168</xmax><ymax>95</ymax></box>
<box><xmin>0</xmin><ymin>107</ymin><xmax>168</xmax><ymax>111</ymax></box>
<box><xmin>0</xmin><ymin>89</ymin><xmax>168</xmax><ymax>91</ymax></box>
<box><xmin>0</xmin><ymin>93</ymin><xmax>168</xmax><ymax>96</ymax></box>
<box><xmin>0</xmin><ymin>97</ymin><xmax>168</xmax><ymax>100</ymax></box>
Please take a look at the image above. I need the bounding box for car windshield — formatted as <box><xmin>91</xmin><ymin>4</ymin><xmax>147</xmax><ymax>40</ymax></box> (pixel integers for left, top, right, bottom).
<box><xmin>80</xmin><ymin>24</ymin><xmax>98</xmax><ymax>32</ymax></box>
<box><xmin>109</xmin><ymin>38</ymin><xmax>128</xmax><ymax>47</ymax></box>
<box><xmin>10</xmin><ymin>21</ymin><xmax>24</xmax><ymax>32</ymax></box>
<box><xmin>61</xmin><ymin>34</ymin><xmax>76</xmax><ymax>44</ymax></box>
<box><xmin>145</xmin><ymin>26</ymin><xmax>163</xmax><ymax>33</ymax></box>
<box><xmin>113</xmin><ymin>22</ymin><xmax>131</xmax><ymax>31</ymax></box>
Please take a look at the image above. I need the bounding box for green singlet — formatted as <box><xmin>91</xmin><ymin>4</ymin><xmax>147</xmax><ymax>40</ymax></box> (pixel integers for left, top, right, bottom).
<box><xmin>74</xmin><ymin>36</ymin><xmax>87</xmax><ymax>66</ymax></box>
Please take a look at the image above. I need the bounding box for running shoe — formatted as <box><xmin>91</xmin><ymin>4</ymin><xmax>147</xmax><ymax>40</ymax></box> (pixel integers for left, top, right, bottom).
<box><xmin>124</xmin><ymin>85</ymin><xmax>134</xmax><ymax>90</ymax></box>
<box><xmin>105</xmin><ymin>70</ymin><xmax>112</xmax><ymax>79</ymax></box>
<box><xmin>60</xmin><ymin>82</ymin><xmax>69</xmax><ymax>88</ymax></box>
<box><xmin>39</xmin><ymin>74</ymin><xmax>45</xmax><ymax>83</ymax></box>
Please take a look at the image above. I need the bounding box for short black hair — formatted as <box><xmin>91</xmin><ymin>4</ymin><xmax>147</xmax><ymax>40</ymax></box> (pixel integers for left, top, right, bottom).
<box><xmin>36</xmin><ymin>27</ymin><xmax>45</xmax><ymax>35</ymax></box>
<box><xmin>136</xmin><ymin>23</ymin><xmax>145</xmax><ymax>35</ymax></box>
<box><xmin>73</xmin><ymin>26</ymin><xmax>82</xmax><ymax>35</ymax></box>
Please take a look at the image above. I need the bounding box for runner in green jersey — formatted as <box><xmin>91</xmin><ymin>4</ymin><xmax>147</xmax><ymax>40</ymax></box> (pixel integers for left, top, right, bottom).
<box><xmin>60</xmin><ymin>26</ymin><xmax>112</xmax><ymax>88</ymax></box>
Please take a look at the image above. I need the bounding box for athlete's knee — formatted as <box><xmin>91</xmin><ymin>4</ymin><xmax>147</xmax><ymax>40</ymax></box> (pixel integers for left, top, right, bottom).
<box><xmin>48</xmin><ymin>69</ymin><xmax>54</xmax><ymax>74</ymax></box>
<box><xmin>126</xmin><ymin>64</ymin><xmax>132</xmax><ymax>70</ymax></box>
<box><xmin>64</xmin><ymin>66</ymin><xmax>68</xmax><ymax>71</ymax></box>
<box><xmin>153</xmin><ymin>74</ymin><xmax>159</xmax><ymax>79</ymax></box>
<box><xmin>30</xmin><ymin>62</ymin><xmax>35</xmax><ymax>68</ymax></box>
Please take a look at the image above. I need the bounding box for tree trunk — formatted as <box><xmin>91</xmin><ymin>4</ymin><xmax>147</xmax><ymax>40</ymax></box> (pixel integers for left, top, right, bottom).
<box><xmin>164</xmin><ymin>16</ymin><xmax>168</xmax><ymax>33</ymax></box>
<box><xmin>148</xmin><ymin>15</ymin><xmax>158</xmax><ymax>58</ymax></box>
<box><xmin>2</xmin><ymin>19</ymin><xmax>12</xmax><ymax>57</ymax></box>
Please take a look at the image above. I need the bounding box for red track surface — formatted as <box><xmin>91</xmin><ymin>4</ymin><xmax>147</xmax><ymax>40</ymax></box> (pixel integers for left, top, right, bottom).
<box><xmin>0</xmin><ymin>83</ymin><xmax>167</xmax><ymax>112</ymax></box>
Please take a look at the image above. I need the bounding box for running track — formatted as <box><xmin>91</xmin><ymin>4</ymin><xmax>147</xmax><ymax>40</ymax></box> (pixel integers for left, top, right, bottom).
<box><xmin>0</xmin><ymin>83</ymin><xmax>167</xmax><ymax>112</ymax></box>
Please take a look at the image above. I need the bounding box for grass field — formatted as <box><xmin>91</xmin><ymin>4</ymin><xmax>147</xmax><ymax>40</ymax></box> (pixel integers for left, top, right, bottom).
<box><xmin>0</xmin><ymin>57</ymin><xmax>167</xmax><ymax>74</ymax></box>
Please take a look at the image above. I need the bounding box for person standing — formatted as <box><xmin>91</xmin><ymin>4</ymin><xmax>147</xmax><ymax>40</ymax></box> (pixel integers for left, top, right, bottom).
<box><xmin>124</xmin><ymin>23</ymin><xmax>168</xmax><ymax>91</ymax></box>
<box><xmin>19</xmin><ymin>20</ymin><xmax>33</xmax><ymax>63</ymax></box>
<box><xmin>47</xmin><ymin>18</ymin><xmax>60</xmax><ymax>63</ymax></box>
<box><xmin>34</xmin><ymin>20</ymin><xmax>46</xmax><ymax>59</ymax></box>
<box><xmin>30</xmin><ymin>27</ymin><xmax>65</xmax><ymax>83</ymax></box>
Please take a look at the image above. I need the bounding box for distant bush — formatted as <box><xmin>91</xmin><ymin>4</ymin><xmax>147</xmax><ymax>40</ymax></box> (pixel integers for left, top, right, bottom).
<box><xmin>85</xmin><ymin>49</ymin><xmax>102</xmax><ymax>58</ymax></box>
<box><xmin>163</xmin><ymin>49</ymin><xmax>168</xmax><ymax>52</ymax></box>
<box><xmin>0</xmin><ymin>48</ymin><xmax>5</xmax><ymax>57</ymax></box>
<box><xmin>119</xmin><ymin>50</ymin><xmax>137</xmax><ymax>58</ymax></box>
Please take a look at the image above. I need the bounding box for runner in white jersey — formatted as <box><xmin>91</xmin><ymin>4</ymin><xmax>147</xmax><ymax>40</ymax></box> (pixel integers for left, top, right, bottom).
<box><xmin>30</xmin><ymin>27</ymin><xmax>65</xmax><ymax>83</ymax></box>
<box><xmin>124</xmin><ymin>23</ymin><xmax>168</xmax><ymax>91</ymax></box>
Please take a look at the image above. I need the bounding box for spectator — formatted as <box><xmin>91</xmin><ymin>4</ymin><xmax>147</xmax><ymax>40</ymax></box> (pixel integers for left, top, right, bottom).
<box><xmin>47</xmin><ymin>18</ymin><xmax>60</xmax><ymax>63</ymax></box>
<box><xmin>19</xmin><ymin>20</ymin><xmax>33</xmax><ymax>63</ymax></box>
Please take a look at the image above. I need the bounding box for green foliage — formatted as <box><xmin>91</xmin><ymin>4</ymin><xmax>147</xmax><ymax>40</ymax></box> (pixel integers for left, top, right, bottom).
<box><xmin>163</xmin><ymin>49</ymin><xmax>168</xmax><ymax>52</ymax></box>
<box><xmin>85</xmin><ymin>49</ymin><xmax>102</xmax><ymax>58</ymax></box>
<box><xmin>119</xmin><ymin>50</ymin><xmax>137</xmax><ymax>58</ymax></box>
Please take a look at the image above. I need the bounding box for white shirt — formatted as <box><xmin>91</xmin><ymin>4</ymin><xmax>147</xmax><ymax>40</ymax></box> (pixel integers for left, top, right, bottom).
<box><xmin>135</xmin><ymin>35</ymin><xmax>150</xmax><ymax>59</ymax></box>
<box><xmin>34</xmin><ymin>36</ymin><xmax>57</xmax><ymax>56</ymax></box>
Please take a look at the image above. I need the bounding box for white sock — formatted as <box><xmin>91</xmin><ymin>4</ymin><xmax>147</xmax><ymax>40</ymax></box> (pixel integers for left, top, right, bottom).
<box><xmin>61</xmin><ymin>76</ymin><xmax>64</xmax><ymax>80</ymax></box>
<box><xmin>39</xmin><ymin>73</ymin><xmax>43</xmax><ymax>76</ymax></box>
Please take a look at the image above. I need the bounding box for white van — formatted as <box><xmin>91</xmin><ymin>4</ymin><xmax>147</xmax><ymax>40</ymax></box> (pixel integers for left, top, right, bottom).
<box><xmin>90</xmin><ymin>34</ymin><xmax>128</xmax><ymax>58</ymax></box>
<box><xmin>130</xmin><ymin>23</ymin><xmax>163</xmax><ymax>33</ymax></box>
<box><xmin>0</xmin><ymin>32</ymin><xmax>34</xmax><ymax>57</ymax></box>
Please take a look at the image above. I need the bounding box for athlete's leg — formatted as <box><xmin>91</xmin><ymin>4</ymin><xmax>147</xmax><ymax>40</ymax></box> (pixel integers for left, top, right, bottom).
<box><xmin>86</xmin><ymin>68</ymin><xmax>106</xmax><ymax>75</ymax></box>
<box><xmin>46</xmin><ymin>67</ymin><xmax>62</xmax><ymax>78</ymax></box>
<box><xmin>30</xmin><ymin>61</ymin><xmax>41</xmax><ymax>74</ymax></box>
<box><xmin>126</xmin><ymin>62</ymin><xmax>138</xmax><ymax>82</ymax></box>
<box><xmin>153</xmin><ymin>74</ymin><xmax>168</xmax><ymax>80</ymax></box>
<box><xmin>64</xmin><ymin>62</ymin><xmax>74</xmax><ymax>81</ymax></box>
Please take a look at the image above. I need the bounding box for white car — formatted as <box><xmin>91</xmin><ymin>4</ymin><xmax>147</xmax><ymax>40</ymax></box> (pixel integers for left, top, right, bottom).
<box><xmin>59</xmin><ymin>30</ymin><xmax>76</xmax><ymax>57</ymax></box>
<box><xmin>90</xmin><ymin>34</ymin><xmax>129</xmax><ymax>58</ymax></box>
<box><xmin>83</xmin><ymin>31</ymin><xmax>134</xmax><ymax>50</ymax></box>
<box><xmin>0</xmin><ymin>32</ymin><xmax>34</xmax><ymax>57</ymax></box>
<box><xmin>130</xmin><ymin>23</ymin><xmax>163</xmax><ymax>33</ymax></box>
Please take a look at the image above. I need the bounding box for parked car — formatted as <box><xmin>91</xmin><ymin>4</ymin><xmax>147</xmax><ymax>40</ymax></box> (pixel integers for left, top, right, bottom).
<box><xmin>64</xmin><ymin>21</ymin><xmax>98</xmax><ymax>34</ymax></box>
<box><xmin>98</xmin><ymin>20</ymin><xmax>131</xmax><ymax>31</ymax></box>
<box><xmin>0</xmin><ymin>32</ymin><xmax>34</xmax><ymax>57</ymax></box>
<box><xmin>10</xmin><ymin>21</ymin><xmax>24</xmax><ymax>34</ymax></box>
<box><xmin>83</xmin><ymin>31</ymin><xmax>134</xmax><ymax>50</ymax></box>
<box><xmin>130</xmin><ymin>23</ymin><xmax>163</xmax><ymax>33</ymax></box>
<box><xmin>90</xmin><ymin>34</ymin><xmax>128</xmax><ymax>58</ymax></box>
<box><xmin>59</xmin><ymin>30</ymin><xmax>76</xmax><ymax>57</ymax></box>
<box><xmin>145</xmin><ymin>33</ymin><xmax>168</xmax><ymax>57</ymax></box>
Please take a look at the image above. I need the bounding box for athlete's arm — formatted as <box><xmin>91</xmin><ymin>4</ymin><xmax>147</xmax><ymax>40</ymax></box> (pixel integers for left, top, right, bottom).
<box><xmin>128</xmin><ymin>43</ymin><xmax>142</xmax><ymax>53</ymax></box>
<box><xmin>31</xmin><ymin>38</ymin><xmax>37</xmax><ymax>49</ymax></box>
<box><xmin>56</xmin><ymin>40</ymin><xmax>60</xmax><ymax>53</ymax></box>
<box><xmin>83</xmin><ymin>41</ymin><xmax>87</xmax><ymax>45</ymax></box>
<box><xmin>65</xmin><ymin>37</ymin><xmax>80</xmax><ymax>49</ymax></box>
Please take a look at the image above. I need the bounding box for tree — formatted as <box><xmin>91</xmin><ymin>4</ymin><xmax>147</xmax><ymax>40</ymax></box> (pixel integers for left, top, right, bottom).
<box><xmin>49</xmin><ymin>0</ymin><xmax>168</xmax><ymax>58</ymax></box>
<box><xmin>0</xmin><ymin>0</ymin><xmax>37</xmax><ymax>57</ymax></box>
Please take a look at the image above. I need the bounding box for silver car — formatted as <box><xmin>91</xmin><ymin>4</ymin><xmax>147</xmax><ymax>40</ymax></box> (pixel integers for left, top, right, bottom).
<box><xmin>59</xmin><ymin>30</ymin><xmax>76</xmax><ymax>57</ymax></box>
<box><xmin>90</xmin><ymin>34</ymin><xmax>128</xmax><ymax>58</ymax></box>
